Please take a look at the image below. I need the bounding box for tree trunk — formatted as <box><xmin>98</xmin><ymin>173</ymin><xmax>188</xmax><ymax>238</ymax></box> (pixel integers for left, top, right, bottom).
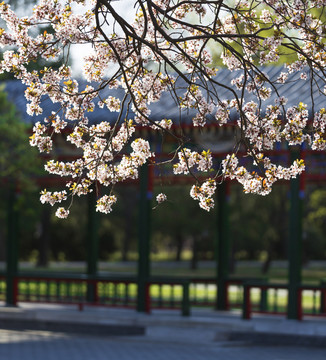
<box><xmin>175</xmin><ymin>233</ymin><xmax>184</xmax><ymax>262</ymax></box>
<box><xmin>121</xmin><ymin>227</ymin><xmax>131</xmax><ymax>262</ymax></box>
<box><xmin>262</xmin><ymin>251</ymin><xmax>272</xmax><ymax>274</ymax></box>
<box><xmin>229</xmin><ymin>245</ymin><xmax>236</xmax><ymax>274</ymax></box>
<box><xmin>0</xmin><ymin>227</ymin><xmax>6</xmax><ymax>261</ymax></box>
<box><xmin>121</xmin><ymin>194</ymin><xmax>134</xmax><ymax>262</ymax></box>
<box><xmin>190</xmin><ymin>236</ymin><xmax>198</xmax><ymax>270</ymax></box>
<box><xmin>37</xmin><ymin>208</ymin><xmax>51</xmax><ymax>267</ymax></box>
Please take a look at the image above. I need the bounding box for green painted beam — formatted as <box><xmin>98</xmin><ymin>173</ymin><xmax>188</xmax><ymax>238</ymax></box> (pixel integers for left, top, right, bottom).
<box><xmin>137</xmin><ymin>163</ymin><xmax>152</xmax><ymax>312</ymax></box>
<box><xmin>216</xmin><ymin>181</ymin><xmax>231</xmax><ymax>310</ymax></box>
<box><xmin>287</xmin><ymin>150</ymin><xmax>303</xmax><ymax>320</ymax></box>
<box><xmin>6</xmin><ymin>185</ymin><xmax>19</xmax><ymax>306</ymax></box>
<box><xmin>86</xmin><ymin>186</ymin><xmax>99</xmax><ymax>302</ymax></box>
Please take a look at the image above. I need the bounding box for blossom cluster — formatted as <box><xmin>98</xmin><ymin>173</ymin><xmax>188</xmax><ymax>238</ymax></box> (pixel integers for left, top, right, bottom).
<box><xmin>156</xmin><ymin>193</ymin><xmax>167</xmax><ymax>204</ymax></box>
<box><xmin>190</xmin><ymin>179</ymin><xmax>216</xmax><ymax>211</ymax></box>
<box><xmin>0</xmin><ymin>0</ymin><xmax>325</xmax><ymax>216</ymax></box>
<box><xmin>173</xmin><ymin>149</ymin><xmax>213</xmax><ymax>175</ymax></box>
<box><xmin>221</xmin><ymin>153</ymin><xmax>305</xmax><ymax>195</ymax></box>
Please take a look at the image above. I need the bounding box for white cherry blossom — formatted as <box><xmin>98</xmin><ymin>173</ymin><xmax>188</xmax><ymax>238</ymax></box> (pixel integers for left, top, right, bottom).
<box><xmin>0</xmin><ymin>0</ymin><xmax>325</xmax><ymax>216</ymax></box>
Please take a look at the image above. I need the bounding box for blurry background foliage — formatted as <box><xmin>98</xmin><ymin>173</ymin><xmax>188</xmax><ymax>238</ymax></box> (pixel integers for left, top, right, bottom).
<box><xmin>0</xmin><ymin>84</ymin><xmax>42</xmax><ymax>262</ymax></box>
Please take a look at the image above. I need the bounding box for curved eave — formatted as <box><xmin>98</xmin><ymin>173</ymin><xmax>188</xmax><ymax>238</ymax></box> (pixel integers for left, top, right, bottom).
<box><xmin>3</xmin><ymin>66</ymin><xmax>325</xmax><ymax>128</ymax></box>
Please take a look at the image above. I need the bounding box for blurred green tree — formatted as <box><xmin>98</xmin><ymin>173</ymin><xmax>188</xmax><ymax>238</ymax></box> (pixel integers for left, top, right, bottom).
<box><xmin>0</xmin><ymin>85</ymin><xmax>41</xmax><ymax>262</ymax></box>
<box><xmin>230</xmin><ymin>185</ymin><xmax>288</xmax><ymax>272</ymax></box>
<box><xmin>152</xmin><ymin>185</ymin><xmax>216</xmax><ymax>268</ymax></box>
<box><xmin>304</xmin><ymin>188</ymin><xmax>326</xmax><ymax>261</ymax></box>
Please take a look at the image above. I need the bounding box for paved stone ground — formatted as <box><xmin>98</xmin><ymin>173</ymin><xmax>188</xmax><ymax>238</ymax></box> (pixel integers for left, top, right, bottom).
<box><xmin>0</xmin><ymin>328</ymin><xmax>325</xmax><ymax>360</ymax></box>
<box><xmin>1</xmin><ymin>304</ymin><xmax>326</xmax><ymax>359</ymax></box>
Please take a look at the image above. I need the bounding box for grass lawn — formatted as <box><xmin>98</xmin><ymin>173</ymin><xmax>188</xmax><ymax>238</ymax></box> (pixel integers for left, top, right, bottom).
<box><xmin>16</xmin><ymin>260</ymin><xmax>326</xmax><ymax>285</ymax></box>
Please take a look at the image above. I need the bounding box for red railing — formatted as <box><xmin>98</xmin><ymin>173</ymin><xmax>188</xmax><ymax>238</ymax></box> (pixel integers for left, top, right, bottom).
<box><xmin>297</xmin><ymin>285</ymin><xmax>326</xmax><ymax>320</ymax></box>
<box><xmin>242</xmin><ymin>283</ymin><xmax>288</xmax><ymax>319</ymax></box>
<box><xmin>12</xmin><ymin>274</ymin><xmax>138</xmax><ymax>310</ymax></box>
<box><xmin>242</xmin><ymin>282</ymin><xmax>326</xmax><ymax>320</ymax></box>
<box><xmin>225</xmin><ymin>279</ymin><xmax>244</xmax><ymax>310</ymax></box>
<box><xmin>2</xmin><ymin>274</ymin><xmax>326</xmax><ymax>321</ymax></box>
<box><xmin>4</xmin><ymin>274</ymin><xmax>242</xmax><ymax>315</ymax></box>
